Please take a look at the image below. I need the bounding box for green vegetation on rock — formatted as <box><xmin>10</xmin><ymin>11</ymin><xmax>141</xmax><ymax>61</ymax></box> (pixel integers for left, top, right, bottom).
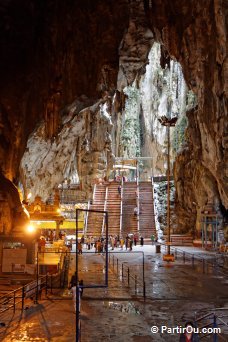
<box><xmin>121</xmin><ymin>85</ymin><xmax>141</xmax><ymax>158</ymax></box>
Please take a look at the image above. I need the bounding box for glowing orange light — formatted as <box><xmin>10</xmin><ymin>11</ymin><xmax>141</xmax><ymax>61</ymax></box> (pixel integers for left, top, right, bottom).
<box><xmin>27</xmin><ymin>192</ymin><xmax>32</xmax><ymax>200</ymax></box>
<box><xmin>26</xmin><ymin>224</ymin><xmax>35</xmax><ymax>233</ymax></box>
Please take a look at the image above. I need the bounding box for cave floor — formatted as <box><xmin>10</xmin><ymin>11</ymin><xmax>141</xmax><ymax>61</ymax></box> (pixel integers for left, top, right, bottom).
<box><xmin>1</xmin><ymin>245</ymin><xmax>227</xmax><ymax>341</ymax></box>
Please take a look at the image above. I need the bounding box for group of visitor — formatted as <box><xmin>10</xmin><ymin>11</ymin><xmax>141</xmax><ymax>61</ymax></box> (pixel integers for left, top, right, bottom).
<box><xmin>37</xmin><ymin>231</ymin><xmax>157</xmax><ymax>255</ymax></box>
<box><xmin>39</xmin><ymin>229</ymin><xmax>67</xmax><ymax>242</ymax></box>
<box><xmin>75</xmin><ymin>233</ymin><xmax>145</xmax><ymax>253</ymax></box>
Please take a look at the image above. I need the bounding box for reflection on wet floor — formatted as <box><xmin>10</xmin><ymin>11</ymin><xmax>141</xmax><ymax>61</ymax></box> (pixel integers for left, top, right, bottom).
<box><xmin>1</xmin><ymin>245</ymin><xmax>228</xmax><ymax>341</ymax></box>
<box><xmin>107</xmin><ymin>301</ymin><xmax>141</xmax><ymax>315</ymax></box>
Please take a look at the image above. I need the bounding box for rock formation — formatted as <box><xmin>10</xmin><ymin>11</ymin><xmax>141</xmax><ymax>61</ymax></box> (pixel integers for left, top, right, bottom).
<box><xmin>20</xmin><ymin>97</ymin><xmax>114</xmax><ymax>201</ymax></box>
<box><xmin>146</xmin><ymin>0</ymin><xmax>227</xmax><ymax>233</ymax></box>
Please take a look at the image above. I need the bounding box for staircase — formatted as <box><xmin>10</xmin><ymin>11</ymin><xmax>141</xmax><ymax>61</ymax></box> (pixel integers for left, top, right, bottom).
<box><xmin>86</xmin><ymin>181</ymin><xmax>157</xmax><ymax>239</ymax></box>
<box><xmin>105</xmin><ymin>183</ymin><xmax>121</xmax><ymax>236</ymax></box>
<box><xmin>121</xmin><ymin>182</ymin><xmax>138</xmax><ymax>236</ymax></box>
<box><xmin>86</xmin><ymin>185</ymin><xmax>106</xmax><ymax>237</ymax></box>
<box><xmin>138</xmin><ymin>181</ymin><xmax>156</xmax><ymax>238</ymax></box>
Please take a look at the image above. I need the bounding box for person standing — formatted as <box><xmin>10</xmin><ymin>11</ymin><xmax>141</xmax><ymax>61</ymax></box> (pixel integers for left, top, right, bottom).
<box><xmin>133</xmin><ymin>234</ymin><xmax>137</xmax><ymax>246</ymax></box>
<box><xmin>87</xmin><ymin>236</ymin><xmax>91</xmax><ymax>250</ymax></box>
<box><xmin>79</xmin><ymin>279</ymin><xmax>84</xmax><ymax>298</ymax></box>
<box><xmin>77</xmin><ymin>241</ymin><xmax>82</xmax><ymax>254</ymax></box>
<box><xmin>111</xmin><ymin>236</ymin><xmax>115</xmax><ymax>250</ymax></box>
<box><xmin>140</xmin><ymin>236</ymin><xmax>144</xmax><ymax>247</ymax></box>
<box><xmin>129</xmin><ymin>238</ymin><xmax>133</xmax><ymax>251</ymax></box>
<box><xmin>125</xmin><ymin>235</ymin><xmax>129</xmax><ymax>250</ymax></box>
<box><xmin>69</xmin><ymin>272</ymin><xmax>77</xmax><ymax>313</ymax></box>
<box><xmin>120</xmin><ymin>237</ymin><xmax>124</xmax><ymax>250</ymax></box>
<box><xmin>179</xmin><ymin>322</ymin><xmax>198</xmax><ymax>341</ymax></box>
<box><xmin>97</xmin><ymin>240</ymin><xmax>101</xmax><ymax>253</ymax></box>
<box><xmin>68</xmin><ymin>237</ymin><xmax>73</xmax><ymax>251</ymax></box>
<box><xmin>49</xmin><ymin>230</ymin><xmax>54</xmax><ymax>243</ymax></box>
<box><xmin>151</xmin><ymin>234</ymin><xmax>155</xmax><ymax>245</ymax></box>
<box><xmin>69</xmin><ymin>273</ymin><xmax>82</xmax><ymax>313</ymax></box>
<box><xmin>80</xmin><ymin>235</ymin><xmax>85</xmax><ymax>246</ymax></box>
<box><xmin>40</xmin><ymin>237</ymin><xmax>46</xmax><ymax>257</ymax></box>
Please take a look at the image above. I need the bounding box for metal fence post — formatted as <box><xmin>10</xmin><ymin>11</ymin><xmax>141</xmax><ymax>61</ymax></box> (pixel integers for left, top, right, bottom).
<box><xmin>13</xmin><ymin>291</ymin><xmax>16</xmax><ymax>313</ymax></box>
<box><xmin>59</xmin><ymin>265</ymin><xmax>61</xmax><ymax>288</ymax></box>
<box><xmin>183</xmin><ymin>251</ymin><xmax>185</xmax><ymax>263</ymax></box>
<box><xmin>45</xmin><ymin>274</ymin><xmax>48</xmax><ymax>296</ymax></box>
<box><xmin>213</xmin><ymin>314</ymin><xmax>218</xmax><ymax>342</ymax></box>
<box><xmin>121</xmin><ymin>263</ymin><xmax>124</xmax><ymax>281</ymax></box>
<box><xmin>22</xmin><ymin>286</ymin><xmax>25</xmax><ymax>311</ymax></box>
<box><xmin>175</xmin><ymin>248</ymin><xmax>177</xmax><ymax>259</ymax></box>
<box><xmin>51</xmin><ymin>274</ymin><xmax>53</xmax><ymax>294</ymax></box>
<box><xmin>117</xmin><ymin>258</ymin><xmax>119</xmax><ymax>274</ymax></box>
<box><xmin>127</xmin><ymin>267</ymin><xmax>130</xmax><ymax>286</ymax></box>
<box><xmin>112</xmin><ymin>255</ymin><xmax>114</xmax><ymax>268</ymax></box>
<box><xmin>143</xmin><ymin>281</ymin><xmax>146</xmax><ymax>300</ymax></box>
<box><xmin>135</xmin><ymin>275</ymin><xmax>137</xmax><ymax>295</ymax></box>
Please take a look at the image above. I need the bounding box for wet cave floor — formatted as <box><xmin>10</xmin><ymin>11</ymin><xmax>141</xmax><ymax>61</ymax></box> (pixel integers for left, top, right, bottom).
<box><xmin>1</xmin><ymin>245</ymin><xmax>227</xmax><ymax>342</ymax></box>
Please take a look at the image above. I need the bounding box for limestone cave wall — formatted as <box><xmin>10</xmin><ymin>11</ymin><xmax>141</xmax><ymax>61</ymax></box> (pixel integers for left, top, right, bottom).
<box><xmin>20</xmin><ymin>97</ymin><xmax>114</xmax><ymax>201</ymax></box>
<box><xmin>145</xmin><ymin>0</ymin><xmax>227</xmax><ymax>233</ymax></box>
<box><xmin>139</xmin><ymin>42</ymin><xmax>196</xmax><ymax>175</ymax></box>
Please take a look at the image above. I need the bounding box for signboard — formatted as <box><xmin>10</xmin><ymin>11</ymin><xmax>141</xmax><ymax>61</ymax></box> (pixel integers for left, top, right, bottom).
<box><xmin>2</xmin><ymin>248</ymin><xmax>27</xmax><ymax>273</ymax></box>
<box><xmin>218</xmin><ymin>230</ymin><xmax>225</xmax><ymax>243</ymax></box>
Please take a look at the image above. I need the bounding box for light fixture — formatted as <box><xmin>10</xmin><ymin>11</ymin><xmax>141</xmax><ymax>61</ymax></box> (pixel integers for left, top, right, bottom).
<box><xmin>26</xmin><ymin>224</ymin><xmax>36</xmax><ymax>233</ymax></box>
<box><xmin>27</xmin><ymin>192</ymin><xmax>32</xmax><ymax>200</ymax></box>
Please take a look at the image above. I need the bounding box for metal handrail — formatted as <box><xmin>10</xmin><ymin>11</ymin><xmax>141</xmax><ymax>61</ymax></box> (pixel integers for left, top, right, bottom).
<box><xmin>136</xmin><ymin>174</ymin><xmax>140</xmax><ymax>233</ymax></box>
<box><xmin>194</xmin><ymin>309</ymin><xmax>228</xmax><ymax>340</ymax></box>
<box><xmin>0</xmin><ymin>258</ymin><xmax>70</xmax><ymax>319</ymax></box>
<box><xmin>84</xmin><ymin>200</ymin><xmax>90</xmax><ymax>236</ymax></box>
<box><xmin>0</xmin><ymin>274</ymin><xmax>47</xmax><ymax>315</ymax></box>
<box><xmin>151</xmin><ymin>177</ymin><xmax>157</xmax><ymax>235</ymax></box>
<box><xmin>108</xmin><ymin>252</ymin><xmax>146</xmax><ymax>299</ymax></box>
<box><xmin>92</xmin><ymin>184</ymin><xmax>96</xmax><ymax>202</ymax></box>
<box><xmin>102</xmin><ymin>186</ymin><xmax>108</xmax><ymax>235</ymax></box>
<box><xmin>166</xmin><ymin>244</ymin><xmax>228</xmax><ymax>279</ymax></box>
<box><xmin>119</xmin><ymin>177</ymin><xmax>123</xmax><ymax>235</ymax></box>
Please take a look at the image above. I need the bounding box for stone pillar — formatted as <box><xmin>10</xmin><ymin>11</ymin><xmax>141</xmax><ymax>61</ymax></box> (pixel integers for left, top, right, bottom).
<box><xmin>56</xmin><ymin>221</ymin><xmax>60</xmax><ymax>239</ymax></box>
<box><xmin>0</xmin><ymin>240</ymin><xmax>3</xmax><ymax>273</ymax></box>
<box><xmin>195</xmin><ymin>207</ymin><xmax>201</xmax><ymax>239</ymax></box>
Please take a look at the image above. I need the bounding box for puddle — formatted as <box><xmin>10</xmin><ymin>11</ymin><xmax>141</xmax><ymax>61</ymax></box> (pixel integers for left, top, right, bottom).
<box><xmin>105</xmin><ymin>301</ymin><xmax>141</xmax><ymax>315</ymax></box>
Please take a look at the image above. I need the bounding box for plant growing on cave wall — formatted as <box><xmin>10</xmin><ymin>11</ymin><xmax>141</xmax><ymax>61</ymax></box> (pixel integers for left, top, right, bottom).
<box><xmin>172</xmin><ymin>115</ymin><xmax>188</xmax><ymax>154</ymax></box>
<box><xmin>172</xmin><ymin>90</ymin><xmax>196</xmax><ymax>155</ymax></box>
<box><xmin>120</xmin><ymin>85</ymin><xmax>141</xmax><ymax>158</ymax></box>
<box><xmin>186</xmin><ymin>90</ymin><xmax>197</xmax><ymax>111</ymax></box>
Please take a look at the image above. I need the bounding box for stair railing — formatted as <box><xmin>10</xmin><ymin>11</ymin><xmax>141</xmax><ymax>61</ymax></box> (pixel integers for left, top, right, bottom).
<box><xmin>102</xmin><ymin>186</ymin><xmax>108</xmax><ymax>235</ymax></box>
<box><xmin>84</xmin><ymin>200</ymin><xmax>90</xmax><ymax>236</ymax></box>
<box><xmin>92</xmin><ymin>184</ymin><xmax>96</xmax><ymax>202</ymax></box>
<box><xmin>151</xmin><ymin>177</ymin><xmax>157</xmax><ymax>235</ymax></box>
<box><xmin>136</xmin><ymin>174</ymin><xmax>140</xmax><ymax>233</ymax></box>
<box><xmin>194</xmin><ymin>309</ymin><xmax>228</xmax><ymax>340</ymax></box>
<box><xmin>85</xmin><ymin>184</ymin><xmax>96</xmax><ymax>236</ymax></box>
<box><xmin>120</xmin><ymin>177</ymin><xmax>123</xmax><ymax>235</ymax></box>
